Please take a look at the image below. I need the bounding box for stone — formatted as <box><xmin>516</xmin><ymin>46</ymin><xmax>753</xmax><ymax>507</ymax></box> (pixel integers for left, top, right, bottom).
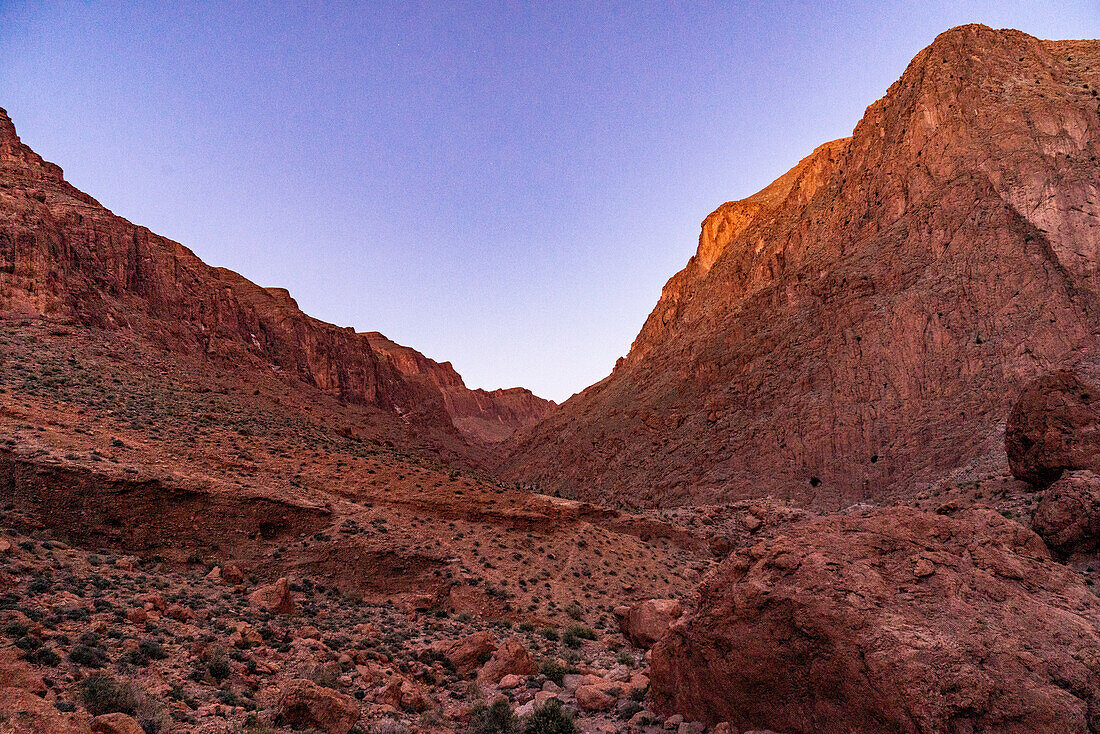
<box><xmin>0</xmin><ymin>686</ymin><xmax>91</xmax><ymax>734</ymax></box>
<box><xmin>477</xmin><ymin>636</ymin><xmax>536</xmax><ymax>684</ymax></box>
<box><xmin>275</xmin><ymin>678</ymin><xmax>360</xmax><ymax>734</ymax></box>
<box><xmin>498</xmin><ymin>674</ymin><xmax>524</xmax><ymax>690</ymax></box>
<box><xmin>248</xmin><ymin>577</ymin><xmax>295</xmax><ymax>615</ymax></box>
<box><xmin>379</xmin><ymin>675</ymin><xmax>430</xmax><ymax>713</ymax></box>
<box><xmin>1006</xmin><ymin>370</ymin><xmax>1100</xmax><ymax>485</ymax></box>
<box><xmin>1031</xmin><ymin>470</ymin><xmax>1100</xmax><ymax>554</ymax></box>
<box><xmin>615</xmin><ymin>599</ymin><xmax>684</xmax><ymax>648</ymax></box>
<box><xmin>575</xmin><ymin>684</ymin><xmax>616</xmax><ymax>712</ymax></box>
<box><xmin>91</xmin><ymin>713</ymin><xmax>144</xmax><ymax>734</ymax></box>
<box><xmin>650</xmin><ymin>506</ymin><xmax>1100</xmax><ymax>733</ymax></box>
<box><xmin>434</xmin><ymin>630</ymin><xmax>496</xmax><ymax>676</ymax></box>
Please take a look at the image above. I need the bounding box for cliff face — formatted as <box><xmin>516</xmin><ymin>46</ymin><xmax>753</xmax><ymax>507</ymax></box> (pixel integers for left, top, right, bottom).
<box><xmin>499</xmin><ymin>25</ymin><xmax>1100</xmax><ymax>508</ymax></box>
<box><xmin>364</xmin><ymin>333</ymin><xmax>555</xmax><ymax>443</ymax></box>
<box><xmin>0</xmin><ymin>109</ymin><xmax>552</xmax><ymax>449</ymax></box>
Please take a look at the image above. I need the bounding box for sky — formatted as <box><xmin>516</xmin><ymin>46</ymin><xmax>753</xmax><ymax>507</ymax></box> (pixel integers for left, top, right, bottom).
<box><xmin>1</xmin><ymin>2</ymin><xmax>1098</xmax><ymax>402</ymax></box>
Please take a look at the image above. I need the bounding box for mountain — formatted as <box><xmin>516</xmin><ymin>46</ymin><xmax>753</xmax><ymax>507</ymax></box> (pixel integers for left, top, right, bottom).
<box><xmin>0</xmin><ymin>107</ymin><xmax>552</xmax><ymax>451</ymax></box>
<box><xmin>498</xmin><ymin>25</ymin><xmax>1100</xmax><ymax>509</ymax></box>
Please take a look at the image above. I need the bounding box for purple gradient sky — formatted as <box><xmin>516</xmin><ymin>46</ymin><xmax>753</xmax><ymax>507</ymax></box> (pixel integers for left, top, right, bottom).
<box><xmin>2</xmin><ymin>2</ymin><xmax>1098</xmax><ymax>401</ymax></box>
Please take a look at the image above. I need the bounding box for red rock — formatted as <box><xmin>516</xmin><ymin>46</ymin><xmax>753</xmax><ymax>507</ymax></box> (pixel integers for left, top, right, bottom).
<box><xmin>365</xmin><ymin>333</ymin><xmax>555</xmax><ymax>443</ymax></box>
<box><xmin>1031</xmin><ymin>470</ymin><xmax>1100</xmax><ymax>554</ymax></box>
<box><xmin>275</xmin><ymin>678</ymin><xmax>360</xmax><ymax>734</ymax></box>
<box><xmin>0</xmin><ymin>648</ymin><xmax>44</xmax><ymax>695</ymax></box>
<box><xmin>650</xmin><ymin>507</ymin><xmax>1100</xmax><ymax>733</ymax></box>
<box><xmin>615</xmin><ymin>599</ymin><xmax>683</xmax><ymax>648</ymax></box>
<box><xmin>477</xmin><ymin>636</ymin><xmax>536</xmax><ymax>684</ymax></box>
<box><xmin>499</xmin><ymin>25</ymin><xmax>1100</xmax><ymax>509</ymax></box>
<box><xmin>0</xmin><ymin>104</ymin><xmax>551</xmax><ymax>458</ymax></box>
<box><xmin>1006</xmin><ymin>370</ymin><xmax>1100</xmax><ymax>486</ymax></box>
<box><xmin>0</xmin><ymin>686</ymin><xmax>91</xmax><ymax>734</ymax></box>
<box><xmin>432</xmin><ymin>630</ymin><xmax>497</xmax><ymax>676</ymax></box>
<box><xmin>379</xmin><ymin>675</ymin><xmax>430</xmax><ymax>713</ymax></box>
<box><xmin>90</xmin><ymin>713</ymin><xmax>144</xmax><ymax>734</ymax></box>
<box><xmin>575</xmin><ymin>684</ymin><xmax>616</xmax><ymax>712</ymax></box>
<box><xmin>248</xmin><ymin>577</ymin><xmax>295</xmax><ymax>615</ymax></box>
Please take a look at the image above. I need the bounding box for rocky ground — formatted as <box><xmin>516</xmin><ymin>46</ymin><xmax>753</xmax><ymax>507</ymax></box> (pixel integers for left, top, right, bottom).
<box><xmin>0</xmin><ymin>518</ymin><xmax>703</xmax><ymax>734</ymax></box>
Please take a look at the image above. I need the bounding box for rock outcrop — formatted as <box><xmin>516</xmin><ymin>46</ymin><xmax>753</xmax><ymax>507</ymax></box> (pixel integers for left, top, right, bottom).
<box><xmin>500</xmin><ymin>25</ymin><xmax>1100</xmax><ymax>508</ymax></box>
<box><xmin>248</xmin><ymin>578</ymin><xmax>295</xmax><ymax>615</ymax></box>
<box><xmin>1007</xmin><ymin>369</ymin><xmax>1100</xmax><ymax>485</ymax></box>
<box><xmin>650</xmin><ymin>506</ymin><xmax>1100</xmax><ymax>733</ymax></box>
<box><xmin>1032</xmin><ymin>470</ymin><xmax>1100</xmax><ymax>554</ymax></box>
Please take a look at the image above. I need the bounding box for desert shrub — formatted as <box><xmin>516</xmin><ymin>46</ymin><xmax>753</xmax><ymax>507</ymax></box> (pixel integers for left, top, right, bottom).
<box><xmin>80</xmin><ymin>674</ymin><xmax>170</xmax><ymax>733</ymax></box>
<box><xmin>523</xmin><ymin>699</ymin><xmax>574</xmax><ymax>734</ymax></box>
<box><xmin>80</xmin><ymin>674</ymin><xmax>139</xmax><ymax>716</ymax></box>
<box><xmin>470</xmin><ymin>699</ymin><xmax>517</xmax><ymax>734</ymax></box>
<box><xmin>538</xmin><ymin>659</ymin><xmax>577</xmax><ymax>686</ymax></box>
<box><xmin>70</xmin><ymin>643</ymin><xmax>109</xmax><ymax>668</ymax></box>
<box><xmin>139</xmin><ymin>638</ymin><xmax>167</xmax><ymax>660</ymax></box>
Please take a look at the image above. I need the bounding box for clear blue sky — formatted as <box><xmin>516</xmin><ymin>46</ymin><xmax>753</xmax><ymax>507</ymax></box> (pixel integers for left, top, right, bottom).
<box><xmin>2</xmin><ymin>2</ymin><xmax>1097</xmax><ymax>401</ymax></box>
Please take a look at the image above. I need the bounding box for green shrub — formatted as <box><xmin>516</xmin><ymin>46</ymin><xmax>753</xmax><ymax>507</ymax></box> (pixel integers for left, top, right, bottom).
<box><xmin>470</xmin><ymin>699</ymin><xmax>517</xmax><ymax>734</ymax></box>
<box><xmin>70</xmin><ymin>644</ymin><xmax>109</xmax><ymax>668</ymax></box>
<box><xmin>538</xmin><ymin>659</ymin><xmax>577</xmax><ymax>686</ymax></box>
<box><xmin>523</xmin><ymin>699</ymin><xmax>574</xmax><ymax>734</ymax></box>
<box><xmin>80</xmin><ymin>674</ymin><xmax>138</xmax><ymax>716</ymax></box>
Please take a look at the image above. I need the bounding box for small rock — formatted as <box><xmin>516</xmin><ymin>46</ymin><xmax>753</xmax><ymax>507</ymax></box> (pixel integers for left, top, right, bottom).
<box><xmin>499</xmin><ymin>674</ymin><xmax>524</xmax><ymax>690</ymax></box>
<box><xmin>665</xmin><ymin>714</ymin><xmax>685</xmax><ymax>730</ymax></box>
<box><xmin>92</xmin><ymin>712</ymin><xmax>145</xmax><ymax>734</ymax></box>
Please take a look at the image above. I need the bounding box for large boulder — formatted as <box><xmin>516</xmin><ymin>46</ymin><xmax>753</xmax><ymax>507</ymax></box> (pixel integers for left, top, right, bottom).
<box><xmin>614</xmin><ymin>599</ymin><xmax>684</xmax><ymax>648</ymax></box>
<box><xmin>1006</xmin><ymin>370</ymin><xmax>1100</xmax><ymax>485</ymax></box>
<box><xmin>1032</xmin><ymin>470</ymin><xmax>1100</xmax><ymax>554</ymax></box>
<box><xmin>275</xmin><ymin>678</ymin><xmax>360</xmax><ymax>734</ymax></box>
<box><xmin>650</xmin><ymin>507</ymin><xmax>1100</xmax><ymax>734</ymax></box>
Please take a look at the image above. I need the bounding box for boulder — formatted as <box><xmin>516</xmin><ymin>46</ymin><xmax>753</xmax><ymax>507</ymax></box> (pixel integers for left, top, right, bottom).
<box><xmin>477</xmin><ymin>636</ymin><xmax>536</xmax><ymax>684</ymax></box>
<box><xmin>275</xmin><ymin>678</ymin><xmax>359</xmax><ymax>734</ymax></box>
<box><xmin>575</xmin><ymin>684</ymin><xmax>616</xmax><ymax>712</ymax></box>
<box><xmin>1032</xmin><ymin>470</ymin><xmax>1100</xmax><ymax>554</ymax></box>
<box><xmin>650</xmin><ymin>506</ymin><xmax>1100</xmax><ymax>733</ymax></box>
<box><xmin>249</xmin><ymin>577</ymin><xmax>295</xmax><ymax>615</ymax></box>
<box><xmin>379</xmin><ymin>675</ymin><xmax>430</xmax><ymax>713</ymax></box>
<box><xmin>434</xmin><ymin>630</ymin><xmax>496</xmax><ymax>676</ymax></box>
<box><xmin>1006</xmin><ymin>370</ymin><xmax>1100</xmax><ymax>485</ymax></box>
<box><xmin>615</xmin><ymin>599</ymin><xmax>683</xmax><ymax>648</ymax></box>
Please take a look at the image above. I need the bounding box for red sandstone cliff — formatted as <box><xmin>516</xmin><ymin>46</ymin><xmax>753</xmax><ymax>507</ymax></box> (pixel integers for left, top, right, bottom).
<box><xmin>0</xmin><ymin>108</ymin><xmax>552</xmax><ymax>449</ymax></box>
<box><xmin>499</xmin><ymin>25</ymin><xmax>1100</xmax><ymax>508</ymax></box>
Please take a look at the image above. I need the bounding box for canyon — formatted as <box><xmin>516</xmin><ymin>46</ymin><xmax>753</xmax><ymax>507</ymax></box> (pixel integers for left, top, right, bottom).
<box><xmin>2</xmin><ymin>21</ymin><xmax>1100</xmax><ymax>734</ymax></box>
